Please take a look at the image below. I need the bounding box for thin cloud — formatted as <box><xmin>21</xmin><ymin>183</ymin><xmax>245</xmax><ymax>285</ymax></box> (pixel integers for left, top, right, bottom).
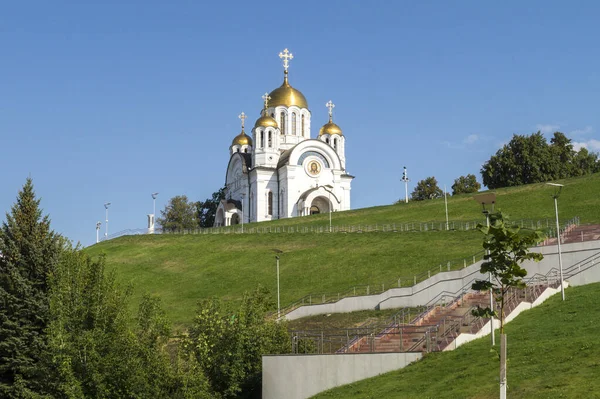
<box><xmin>573</xmin><ymin>139</ymin><xmax>600</xmax><ymax>152</ymax></box>
<box><xmin>535</xmin><ymin>124</ymin><xmax>561</xmax><ymax>134</ymax></box>
<box><xmin>443</xmin><ymin>134</ymin><xmax>480</xmax><ymax>149</ymax></box>
<box><xmin>569</xmin><ymin>126</ymin><xmax>593</xmax><ymax>137</ymax></box>
<box><xmin>464</xmin><ymin>134</ymin><xmax>479</xmax><ymax>144</ymax></box>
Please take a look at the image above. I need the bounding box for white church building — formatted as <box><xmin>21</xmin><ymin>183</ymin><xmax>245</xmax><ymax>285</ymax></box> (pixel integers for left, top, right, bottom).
<box><xmin>214</xmin><ymin>49</ymin><xmax>354</xmax><ymax>227</ymax></box>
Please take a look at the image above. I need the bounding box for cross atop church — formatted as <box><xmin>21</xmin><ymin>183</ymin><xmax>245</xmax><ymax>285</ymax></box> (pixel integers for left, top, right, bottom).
<box><xmin>238</xmin><ymin>112</ymin><xmax>247</xmax><ymax>130</ymax></box>
<box><xmin>326</xmin><ymin>100</ymin><xmax>335</xmax><ymax>120</ymax></box>
<box><xmin>279</xmin><ymin>48</ymin><xmax>294</xmax><ymax>72</ymax></box>
<box><xmin>262</xmin><ymin>93</ymin><xmax>271</xmax><ymax>109</ymax></box>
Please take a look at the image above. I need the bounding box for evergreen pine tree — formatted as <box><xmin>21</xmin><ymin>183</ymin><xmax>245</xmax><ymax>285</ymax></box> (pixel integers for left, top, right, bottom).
<box><xmin>0</xmin><ymin>178</ymin><xmax>61</xmax><ymax>397</ymax></box>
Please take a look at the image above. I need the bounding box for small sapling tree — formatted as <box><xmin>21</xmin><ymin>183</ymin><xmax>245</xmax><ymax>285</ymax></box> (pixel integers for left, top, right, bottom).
<box><xmin>472</xmin><ymin>211</ymin><xmax>545</xmax><ymax>398</ymax></box>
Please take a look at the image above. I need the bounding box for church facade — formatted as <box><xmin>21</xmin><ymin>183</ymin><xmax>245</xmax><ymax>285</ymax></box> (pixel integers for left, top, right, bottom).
<box><xmin>214</xmin><ymin>49</ymin><xmax>354</xmax><ymax>227</ymax></box>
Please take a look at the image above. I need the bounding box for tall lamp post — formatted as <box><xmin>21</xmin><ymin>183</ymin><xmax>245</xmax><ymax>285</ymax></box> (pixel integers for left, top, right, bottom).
<box><xmin>546</xmin><ymin>183</ymin><xmax>565</xmax><ymax>301</ymax></box>
<box><xmin>96</xmin><ymin>221</ymin><xmax>101</xmax><ymax>243</ymax></box>
<box><xmin>241</xmin><ymin>193</ymin><xmax>246</xmax><ymax>234</ymax></box>
<box><xmin>272</xmin><ymin>249</ymin><xmax>283</xmax><ymax>319</ymax></box>
<box><xmin>152</xmin><ymin>192</ymin><xmax>159</xmax><ymax>218</ymax></box>
<box><xmin>401</xmin><ymin>166</ymin><xmax>410</xmax><ymax>203</ymax></box>
<box><xmin>474</xmin><ymin>193</ymin><xmax>496</xmax><ymax>347</ymax></box>
<box><xmin>104</xmin><ymin>202</ymin><xmax>111</xmax><ymax>238</ymax></box>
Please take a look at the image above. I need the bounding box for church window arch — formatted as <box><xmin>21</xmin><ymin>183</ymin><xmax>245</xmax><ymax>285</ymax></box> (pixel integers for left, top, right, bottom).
<box><xmin>280</xmin><ymin>113</ymin><xmax>286</xmax><ymax>135</ymax></box>
<box><xmin>259</xmin><ymin>131</ymin><xmax>264</xmax><ymax>148</ymax></box>
<box><xmin>268</xmin><ymin>131</ymin><xmax>272</xmax><ymax>147</ymax></box>
<box><xmin>267</xmin><ymin>191</ymin><xmax>273</xmax><ymax>216</ymax></box>
<box><xmin>292</xmin><ymin>113</ymin><xmax>297</xmax><ymax>135</ymax></box>
<box><xmin>325</xmin><ymin>137</ymin><xmax>330</xmax><ymax>144</ymax></box>
<box><xmin>333</xmin><ymin>138</ymin><xmax>338</xmax><ymax>150</ymax></box>
<box><xmin>301</xmin><ymin>114</ymin><xmax>305</xmax><ymax>136</ymax></box>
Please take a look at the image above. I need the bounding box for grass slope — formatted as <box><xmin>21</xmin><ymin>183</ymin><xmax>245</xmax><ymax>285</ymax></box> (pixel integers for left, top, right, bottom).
<box><xmin>86</xmin><ymin>231</ymin><xmax>482</xmax><ymax>327</ymax></box>
<box><xmin>86</xmin><ymin>173</ymin><xmax>600</xmax><ymax>327</ymax></box>
<box><xmin>313</xmin><ymin>282</ymin><xmax>600</xmax><ymax>399</ymax></box>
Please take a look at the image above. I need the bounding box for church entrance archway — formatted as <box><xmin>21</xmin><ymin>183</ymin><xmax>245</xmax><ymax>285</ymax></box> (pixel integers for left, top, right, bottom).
<box><xmin>310</xmin><ymin>196</ymin><xmax>330</xmax><ymax>215</ymax></box>
<box><xmin>231</xmin><ymin>213</ymin><xmax>240</xmax><ymax>225</ymax></box>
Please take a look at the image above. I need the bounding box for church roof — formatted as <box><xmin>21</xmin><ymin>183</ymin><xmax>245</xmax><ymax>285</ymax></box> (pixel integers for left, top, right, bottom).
<box><xmin>268</xmin><ymin>73</ymin><xmax>308</xmax><ymax>109</ymax></box>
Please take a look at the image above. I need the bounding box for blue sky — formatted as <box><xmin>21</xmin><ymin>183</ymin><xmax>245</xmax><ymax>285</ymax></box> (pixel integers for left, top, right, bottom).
<box><xmin>2</xmin><ymin>1</ymin><xmax>599</xmax><ymax>246</ymax></box>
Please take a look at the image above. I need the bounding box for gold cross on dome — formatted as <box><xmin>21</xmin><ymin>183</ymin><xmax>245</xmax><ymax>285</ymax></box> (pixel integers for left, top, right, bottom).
<box><xmin>326</xmin><ymin>100</ymin><xmax>335</xmax><ymax>119</ymax></box>
<box><xmin>238</xmin><ymin>112</ymin><xmax>247</xmax><ymax>129</ymax></box>
<box><xmin>262</xmin><ymin>93</ymin><xmax>271</xmax><ymax>109</ymax></box>
<box><xmin>279</xmin><ymin>48</ymin><xmax>294</xmax><ymax>72</ymax></box>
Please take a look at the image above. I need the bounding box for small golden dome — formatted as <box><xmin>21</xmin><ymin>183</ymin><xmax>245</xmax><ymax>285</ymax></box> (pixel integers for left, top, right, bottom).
<box><xmin>232</xmin><ymin>130</ymin><xmax>253</xmax><ymax>146</ymax></box>
<box><xmin>319</xmin><ymin>122</ymin><xmax>343</xmax><ymax>136</ymax></box>
<box><xmin>254</xmin><ymin>113</ymin><xmax>278</xmax><ymax>128</ymax></box>
<box><xmin>268</xmin><ymin>72</ymin><xmax>308</xmax><ymax>109</ymax></box>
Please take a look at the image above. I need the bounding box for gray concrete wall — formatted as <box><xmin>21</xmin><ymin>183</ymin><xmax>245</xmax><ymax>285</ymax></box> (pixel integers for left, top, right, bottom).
<box><xmin>285</xmin><ymin>240</ymin><xmax>600</xmax><ymax>320</ymax></box>
<box><xmin>262</xmin><ymin>352</ymin><xmax>422</xmax><ymax>399</ymax></box>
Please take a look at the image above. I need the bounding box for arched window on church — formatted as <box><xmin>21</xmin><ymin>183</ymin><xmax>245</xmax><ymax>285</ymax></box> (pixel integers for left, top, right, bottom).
<box><xmin>333</xmin><ymin>138</ymin><xmax>337</xmax><ymax>150</ymax></box>
<box><xmin>259</xmin><ymin>131</ymin><xmax>264</xmax><ymax>148</ymax></box>
<box><xmin>280</xmin><ymin>113</ymin><xmax>286</xmax><ymax>135</ymax></box>
<box><xmin>268</xmin><ymin>131</ymin><xmax>272</xmax><ymax>147</ymax></box>
<box><xmin>236</xmin><ymin>148</ymin><xmax>240</xmax><ymax>153</ymax></box>
<box><xmin>292</xmin><ymin>113</ymin><xmax>297</xmax><ymax>135</ymax></box>
<box><xmin>325</xmin><ymin>137</ymin><xmax>329</xmax><ymax>144</ymax></box>
<box><xmin>244</xmin><ymin>148</ymin><xmax>248</xmax><ymax>153</ymax></box>
<box><xmin>271</xmin><ymin>113</ymin><xmax>275</xmax><ymax>118</ymax></box>
<box><xmin>267</xmin><ymin>192</ymin><xmax>273</xmax><ymax>216</ymax></box>
<box><xmin>301</xmin><ymin>114</ymin><xmax>305</xmax><ymax>136</ymax></box>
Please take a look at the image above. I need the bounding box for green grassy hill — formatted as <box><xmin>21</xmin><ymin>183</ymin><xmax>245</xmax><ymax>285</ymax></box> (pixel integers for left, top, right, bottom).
<box><xmin>86</xmin><ymin>173</ymin><xmax>600</xmax><ymax>327</ymax></box>
<box><xmin>313</xmin><ymin>282</ymin><xmax>600</xmax><ymax>399</ymax></box>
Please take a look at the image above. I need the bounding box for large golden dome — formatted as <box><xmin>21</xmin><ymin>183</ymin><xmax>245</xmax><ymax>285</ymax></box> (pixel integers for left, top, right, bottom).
<box><xmin>232</xmin><ymin>130</ymin><xmax>253</xmax><ymax>146</ymax></box>
<box><xmin>268</xmin><ymin>73</ymin><xmax>308</xmax><ymax>109</ymax></box>
<box><xmin>319</xmin><ymin>121</ymin><xmax>343</xmax><ymax>136</ymax></box>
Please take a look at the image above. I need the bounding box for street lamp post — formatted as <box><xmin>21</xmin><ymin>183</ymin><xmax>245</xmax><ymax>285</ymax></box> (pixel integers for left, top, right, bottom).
<box><xmin>241</xmin><ymin>193</ymin><xmax>246</xmax><ymax>234</ymax></box>
<box><xmin>96</xmin><ymin>221</ymin><xmax>101</xmax><ymax>243</ymax></box>
<box><xmin>104</xmin><ymin>202</ymin><xmax>111</xmax><ymax>238</ymax></box>
<box><xmin>547</xmin><ymin>183</ymin><xmax>565</xmax><ymax>301</ymax></box>
<box><xmin>474</xmin><ymin>193</ymin><xmax>496</xmax><ymax>347</ymax></box>
<box><xmin>273</xmin><ymin>249</ymin><xmax>283</xmax><ymax>319</ymax></box>
<box><xmin>401</xmin><ymin>166</ymin><xmax>410</xmax><ymax>203</ymax></box>
<box><xmin>152</xmin><ymin>192</ymin><xmax>159</xmax><ymax>218</ymax></box>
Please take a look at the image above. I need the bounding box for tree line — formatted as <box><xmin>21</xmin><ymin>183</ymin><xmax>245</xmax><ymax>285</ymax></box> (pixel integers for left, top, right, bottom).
<box><xmin>158</xmin><ymin>188</ymin><xmax>225</xmax><ymax>232</ymax></box>
<box><xmin>0</xmin><ymin>179</ymin><xmax>286</xmax><ymax>398</ymax></box>
<box><xmin>403</xmin><ymin>131</ymin><xmax>600</xmax><ymax>202</ymax></box>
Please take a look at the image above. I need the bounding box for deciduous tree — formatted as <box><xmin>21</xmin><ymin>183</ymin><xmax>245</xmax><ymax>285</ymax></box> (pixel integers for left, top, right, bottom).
<box><xmin>411</xmin><ymin>176</ymin><xmax>443</xmax><ymax>201</ymax></box>
<box><xmin>158</xmin><ymin>195</ymin><xmax>198</xmax><ymax>232</ymax></box>
<box><xmin>196</xmin><ymin>187</ymin><xmax>225</xmax><ymax>228</ymax></box>
<box><xmin>451</xmin><ymin>174</ymin><xmax>481</xmax><ymax>195</ymax></box>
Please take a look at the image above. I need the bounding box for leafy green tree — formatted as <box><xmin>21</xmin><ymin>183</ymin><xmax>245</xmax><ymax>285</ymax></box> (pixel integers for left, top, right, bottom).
<box><xmin>411</xmin><ymin>176</ymin><xmax>443</xmax><ymax>201</ymax></box>
<box><xmin>471</xmin><ymin>211</ymin><xmax>545</xmax><ymax>398</ymax></box>
<box><xmin>0</xmin><ymin>178</ymin><xmax>62</xmax><ymax>397</ymax></box>
<box><xmin>46</xmin><ymin>249</ymin><xmax>212</xmax><ymax>398</ymax></box>
<box><xmin>451</xmin><ymin>174</ymin><xmax>481</xmax><ymax>195</ymax></box>
<box><xmin>158</xmin><ymin>195</ymin><xmax>198</xmax><ymax>232</ymax></box>
<box><xmin>188</xmin><ymin>286</ymin><xmax>290</xmax><ymax>398</ymax></box>
<box><xmin>481</xmin><ymin>131</ymin><xmax>600</xmax><ymax>188</ymax></box>
<box><xmin>196</xmin><ymin>187</ymin><xmax>225</xmax><ymax>228</ymax></box>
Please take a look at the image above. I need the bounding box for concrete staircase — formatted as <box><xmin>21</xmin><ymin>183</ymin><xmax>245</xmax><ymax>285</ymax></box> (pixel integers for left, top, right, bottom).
<box><xmin>340</xmin><ymin>285</ymin><xmax>551</xmax><ymax>354</ymax></box>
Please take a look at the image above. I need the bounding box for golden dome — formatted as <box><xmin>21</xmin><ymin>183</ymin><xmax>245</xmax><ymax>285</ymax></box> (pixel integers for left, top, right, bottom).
<box><xmin>268</xmin><ymin>72</ymin><xmax>308</xmax><ymax>109</ymax></box>
<box><xmin>232</xmin><ymin>130</ymin><xmax>253</xmax><ymax>146</ymax></box>
<box><xmin>319</xmin><ymin>121</ymin><xmax>343</xmax><ymax>136</ymax></box>
<box><xmin>254</xmin><ymin>112</ymin><xmax>278</xmax><ymax>128</ymax></box>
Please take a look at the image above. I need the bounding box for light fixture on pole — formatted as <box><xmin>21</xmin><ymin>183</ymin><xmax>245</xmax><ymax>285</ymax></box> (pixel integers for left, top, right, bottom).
<box><xmin>401</xmin><ymin>166</ymin><xmax>410</xmax><ymax>203</ymax></box>
<box><xmin>241</xmin><ymin>193</ymin><xmax>246</xmax><ymax>234</ymax></box>
<box><xmin>546</xmin><ymin>182</ymin><xmax>565</xmax><ymax>301</ymax></box>
<box><xmin>104</xmin><ymin>202</ymin><xmax>111</xmax><ymax>238</ymax></box>
<box><xmin>474</xmin><ymin>192</ymin><xmax>496</xmax><ymax>347</ymax></box>
<box><xmin>152</xmin><ymin>192</ymin><xmax>159</xmax><ymax>218</ymax></box>
<box><xmin>272</xmin><ymin>248</ymin><xmax>284</xmax><ymax>319</ymax></box>
<box><xmin>444</xmin><ymin>185</ymin><xmax>449</xmax><ymax>230</ymax></box>
<box><xmin>96</xmin><ymin>221</ymin><xmax>101</xmax><ymax>243</ymax></box>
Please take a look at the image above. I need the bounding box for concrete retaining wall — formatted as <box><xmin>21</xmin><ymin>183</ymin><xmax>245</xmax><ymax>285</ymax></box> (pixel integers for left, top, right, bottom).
<box><xmin>284</xmin><ymin>240</ymin><xmax>600</xmax><ymax>320</ymax></box>
<box><xmin>262</xmin><ymin>352</ymin><xmax>422</xmax><ymax>399</ymax></box>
